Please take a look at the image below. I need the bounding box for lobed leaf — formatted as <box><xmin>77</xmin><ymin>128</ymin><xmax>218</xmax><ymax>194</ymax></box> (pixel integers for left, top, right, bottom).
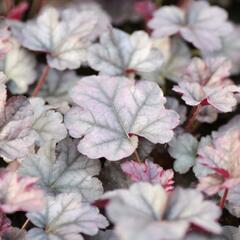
<box><xmin>88</xmin><ymin>28</ymin><xmax>163</xmax><ymax>76</ymax></box>
<box><xmin>65</xmin><ymin>75</ymin><xmax>179</xmax><ymax>160</ymax></box>
<box><xmin>149</xmin><ymin>1</ymin><xmax>232</xmax><ymax>52</ymax></box>
<box><xmin>20</xmin><ymin>6</ymin><xmax>97</xmax><ymax>70</ymax></box>
<box><xmin>27</xmin><ymin>193</ymin><xmax>108</xmax><ymax>240</ymax></box>
<box><xmin>20</xmin><ymin>138</ymin><xmax>103</xmax><ymax>202</ymax></box>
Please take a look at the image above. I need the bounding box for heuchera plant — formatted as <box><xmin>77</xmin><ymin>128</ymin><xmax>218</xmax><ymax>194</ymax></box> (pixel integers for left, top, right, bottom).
<box><xmin>0</xmin><ymin>0</ymin><xmax>239</xmax><ymax>239</ymax></box>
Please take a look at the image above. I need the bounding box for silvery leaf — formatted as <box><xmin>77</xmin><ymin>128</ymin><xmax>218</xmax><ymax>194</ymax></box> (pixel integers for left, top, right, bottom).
<box><xmin>88</xmin><ymin>28</ymin><xmax>163</xmax><ymax>76</ymax></box>
<box><xmin>20</xmin><ymin>6</ymin><xmax>97</xmax><ymax>70</ymax></box>
<box><xmin>65</xmin><ymin>75</ymin><xmax>179</xmax><ymax>160</ymax></box>
<box><xmin>104</xmin><ymin>183</ymin><xmax>221</xmax><ymax>240</ymax></box>
<box><xmin>30</xmin><ymin>97</ymin><xmax>67</xmax><ymax>146</ymax></box>
<box><xmin>27</xmin><ymin>193</ymin><xmax>108</xmax><ymax>240</ymax></box>
<box><xmin>20</xmin><ymin>138</ymin><xmax>103</xmax><ymax>202</ymax></box>
<box><xmin>0</xmin><ymin>86</ymin><xmax>35</xmax><ymax>162</ymax></box>
<box><xmin>169</xmin><ymin>133</ymin><xmax>198</xmax><ymax>174</ymax></box>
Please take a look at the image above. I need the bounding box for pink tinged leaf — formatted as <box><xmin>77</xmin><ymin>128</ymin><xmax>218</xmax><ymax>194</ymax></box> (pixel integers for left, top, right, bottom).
<box><xmin>0</xmin><ymin>21</ymin><xmax>12</xmax><ymax>59</ymax></box>
<box><xmin>0</xmin><ymin>169</ymin><xmax>45</xmax><ymax>213</ymax></box>
<box><xmin>0</xmin><ymin>95</ymin><xmax>35</xmax><ymax>162</ymax></box>
<box><xmin>148</xmin><ymin>6</ymin><xmax>184</xmax><ymax>38</ymax></box>
<box><xmin>205</xmin><ymin>85</ymin><xmax>240</xmax><ymax>112</ymax></box>
<box><xmin>134</xmin><ymin>0</ymin><xmax>156</xmax><ymax>22</ymax></box>
<box><xmin>65</xmin><ymin>76</ymin><xmax>179</xmax><ymax>160</ymax></box>
<box><xmin>0</xmin><ymin>210</ymin><xmax>11</xmax><ymax>234</ymax></box>
<box><xmin>197</xmin><ymin>129</ymin><xmax>240</xmax><ymax>194</ymax></box>
<box><xmin>173</xmin><ymin>82</ymin><xmax>206</xmax><ymax>106</ymax></box>
<box><xmin>197</xmin><ymin>105</ymin><xmax>218</xmax><ymax>124</ymax></box>
<box><xmin>121</xmin><ymin>160</ymin><xmax>174</xmax><ymax>191</ymax></box>
<box><xmin>7</xmin><ymin>2</ymin><xmax>29</xmax><ymax>20</ymax></box>
<box><xmin>149</xmin><ymin>1</ymin><xmax>232</xmax><ymax>51</ymax></box>
<box><xmin>173</xmin><ymin>57</ymin><xmax>239</xmax><ymax>112</ymax></box>
<box><xmin>197</xmin><ymin>174</ymin><xmax>226</xmax><ymax>195</ymax></box>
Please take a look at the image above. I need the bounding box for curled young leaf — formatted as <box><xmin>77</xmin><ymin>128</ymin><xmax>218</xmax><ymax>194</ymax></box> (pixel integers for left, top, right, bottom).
<box><xmin>6</xmin><ymin>2</ymin><xmax>29</xmax><ymax>21</ymax></box>
<box><xmin>20</xmin><ymin>138</ymin><xmax>103</xmax><ymax>202</ymax></box>
<box><xmin>121</xmin><ymin>159</ymin><xmax>174</xmax><ymax>191</ymax></box>
<box><xmin>88</xmin><ymin>28</ymin><xmax>163</xmax><ymax>76</ymax></box>
<box><xmin>173</xmin><ymin>57</ymin><xmax>240</xmax><ymax>112</ymax></box>
<box><xmin>27</xmin><ymin>193</ymin><xmax>109</xmax><ymax>240</ymax></box>
<box><xmin>20</xmin><ymin>6</ymin><xmax>97</xmax><ymax>70</ymax></box>
<box><xmin>65</xmin><ymin>76</ymin><xmax>179</xmax><ymax>160</ymax></box>
<box><xmin>148</xmin><ymin>1</ymin><xmax>232</xmax><ymax>52</ymax></box>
